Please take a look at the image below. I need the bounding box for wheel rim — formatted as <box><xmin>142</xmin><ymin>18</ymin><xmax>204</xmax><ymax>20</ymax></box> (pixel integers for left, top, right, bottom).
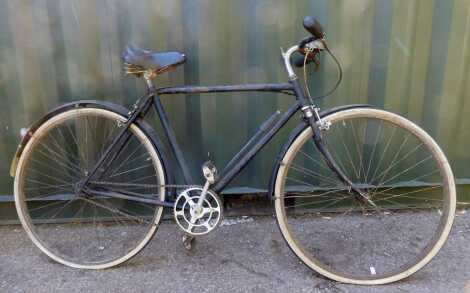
<box><xmin>275</xmin><ymin>109</ymin><xmax>455</xmax><ymax>284</ymax></box>
<box><xmin>15</xmin><ymin>108</ymin><xmax>166</xmax><ymax>269</ymax></box>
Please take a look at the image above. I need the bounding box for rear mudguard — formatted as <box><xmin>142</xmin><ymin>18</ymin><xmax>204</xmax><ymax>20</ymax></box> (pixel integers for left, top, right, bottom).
<box><xmin>267</xmin><ymin>104</ymin><xmax>372</xmax><ymax>200</ymax></box>
<box><xmin>9</xmin><ymin>100</ymin><xmax>175</xmax><ymax>187</ymax></box>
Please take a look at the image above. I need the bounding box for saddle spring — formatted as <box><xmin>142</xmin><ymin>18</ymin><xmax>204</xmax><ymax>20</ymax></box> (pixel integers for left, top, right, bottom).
<box><xmin>124</xmin><ymin>62</ymin><xmax>146</xmax><ymax>77</ymax></box>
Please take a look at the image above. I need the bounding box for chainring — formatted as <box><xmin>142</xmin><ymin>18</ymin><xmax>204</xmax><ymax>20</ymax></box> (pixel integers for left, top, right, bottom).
<box><xmin>174</xmin><ymin>187</ymin><xmax>223</xmax><ymax>236</ymax></box>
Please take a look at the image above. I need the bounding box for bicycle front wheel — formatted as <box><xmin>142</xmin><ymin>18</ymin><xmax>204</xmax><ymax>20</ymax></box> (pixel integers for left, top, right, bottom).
<box><xmin>14</xmin><ymin>107</ymin><xmax>167</xmax><ymax>269</ymax></box>
<box><xmin>274</xmin><ymin>108</ymin><xmax>455</xmax><ymax>285</ymax></box>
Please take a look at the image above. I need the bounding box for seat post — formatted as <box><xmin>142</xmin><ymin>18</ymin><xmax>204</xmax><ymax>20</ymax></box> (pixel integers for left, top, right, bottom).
<box><xmin>143</xmin><ymin>70</ymin><xmax>157</xmax><ymax>92</ymax></box>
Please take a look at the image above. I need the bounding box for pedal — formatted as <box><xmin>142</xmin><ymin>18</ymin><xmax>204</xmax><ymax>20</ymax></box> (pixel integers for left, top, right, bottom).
<box><xmin>182</xmin><ymin>234</ymin><xmax>195</xmax><ymax>251</ymax></box>
<box><xmin>202</xmin><ymin>161</ymin><xmax>218</xmax><ymax>184</ymax></box>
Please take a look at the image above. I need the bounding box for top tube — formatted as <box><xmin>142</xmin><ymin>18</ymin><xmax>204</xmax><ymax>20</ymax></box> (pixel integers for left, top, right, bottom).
<box><xmin>156</xmin><ymin>83</ymin><xmax>295</xmax><ymax>95</ymax></box>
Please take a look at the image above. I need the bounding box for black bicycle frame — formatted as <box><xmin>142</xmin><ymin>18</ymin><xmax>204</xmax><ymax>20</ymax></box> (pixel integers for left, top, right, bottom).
<box><xmin>81</xmin><ymin>74</ymin><xmax>361</xmax><ymax>207</ymax></box>
<box><xmin>155</xmin><ymin>82</ymin><xmax>303</xmax><ymax>193</ymax></box>
<box><xmin>80</xmin><ymin>78</ymin><xmax>313</xmax><ymax>202</ymax></box>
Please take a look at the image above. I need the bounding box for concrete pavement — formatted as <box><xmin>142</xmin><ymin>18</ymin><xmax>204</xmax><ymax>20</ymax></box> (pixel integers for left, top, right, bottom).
<box><xmin>1</xmin><ymin>212</ymin><xmax>470</xmax><ymax>293</ymax></box>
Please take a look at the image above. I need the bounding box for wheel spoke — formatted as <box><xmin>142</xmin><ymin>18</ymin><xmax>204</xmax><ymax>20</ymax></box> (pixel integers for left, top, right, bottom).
<box><xmin>338</xmin><ymin>129</ymin><xmax>361</xmax><ymax>180</ymax></box>
<box><xmin>65</xmin><ymin>121</ymin><xmax>88</xmax><ymax>166</ymax></box>
<box><xmin>30</xmin><ymin>157</ymin><xmax>79</xmax><ymax>182</ymax></box>
<box><xmin>299</xmin><ymin>147</ymin><xmax>333</xmax><ymax>173</ymax></box>
<box><xmin>369</xmin><ymin>133</ymin><xmax>411</xmax><ymax>187</ymax></box>
<box><xmin>107</xmin><ymin>143</ymin><xmax>145</xmax><ymax>176</ymax></box>
<box><xmin>349</xmin><ymin>120</ymin><xmax>367</xmax><ymax>181</ymax></box>
<box><xmin>47</xmin><ymin>131</ymin><xmax>82</xmax><ymax>171</ymax></box>
<box><xmin>365</xmin><ymin>121</ymin><xmax>383</xmax><ymax>183</ymax></box>
<box><xmin>372</xmin><ymin>185</ymin><xmax>442</xmax><ymax>203</ymax></box>
<box><xmin>284</xmin><ymin>194</ymin><xmax>349</xmax><ymax>209</ymax></box>
<box><xmin>80</xmin><ymin>197</ymin><xmax>149</xmax><ymax>225</ymax></box>
<box><xmin>289</xmin><ymin>162</ymin><xmax>341</xmax><ymax>186</ymax></box>
<box><xmin>379</xmin><ymin>155</ymin><xmax>432</xmax><ymax>186</ymax></box>
<box><xmin>108</xmin><ymin>163</ymin><xmax>154</xmax><ymax>178</ymax></box>
<box><xmin>278</xmin><ymin>188</ymin><xmax>349</xmax><ymax>200</ymax></box>
<box><xmin>27</xmin><ymin>167</ymin><xmax>75</xmax><ymax>186</ymax></box>
<box><xmin>368</xmin><ymin>126</ymin><xmax>399</xmax><ymax>185</ymax></box>
<box><xmin>36</xmin><ymin>142</ymin><xmax>82</xmax><ymax>174</ymax></box>
<box><xmin>369</xmin><ymin>168</ymin><xmax>440</xmax><ymax>197</ymax></box>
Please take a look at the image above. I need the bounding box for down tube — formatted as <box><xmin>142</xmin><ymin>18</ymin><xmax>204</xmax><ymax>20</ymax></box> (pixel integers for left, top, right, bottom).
<box><xmin>212</xmin><ymin>102</ymin><xmax>302</xmax><ymax>193</ymax></box>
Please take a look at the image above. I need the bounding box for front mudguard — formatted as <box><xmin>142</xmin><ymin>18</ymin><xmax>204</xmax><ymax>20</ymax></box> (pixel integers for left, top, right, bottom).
<box><xmin>9</xmin><ymin>100</ymin><xmax>175</xmax><ymax>187</ymax></box>
<box><xmin>267</xmin><ymin>104</ymin><xmax>372</xmax><ymax>200</ymax></box>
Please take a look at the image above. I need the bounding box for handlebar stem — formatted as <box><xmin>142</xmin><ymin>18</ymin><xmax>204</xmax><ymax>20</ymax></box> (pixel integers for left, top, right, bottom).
<box><xmin>282</xmin><ymin>45</ymin><xmax>300</xmax><ymax>80</ymax></box>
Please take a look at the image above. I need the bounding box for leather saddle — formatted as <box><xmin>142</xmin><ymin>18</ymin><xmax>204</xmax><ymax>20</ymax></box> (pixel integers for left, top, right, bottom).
<box><xmin>122</xmin><ymin>45</ymin><xmax>186</xmax><ymax>75</ymax></box>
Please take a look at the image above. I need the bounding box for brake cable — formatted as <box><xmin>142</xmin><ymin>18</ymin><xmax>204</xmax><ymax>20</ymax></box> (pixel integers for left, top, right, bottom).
<box><xmin>303</xmin><ymin>49</ymin><xmax>314</xmax><ymax>102</ymax></box>
<box><xmin>303</xmin><ymin>42</ymin><xmax>343</xmax><ymax>102</ymax></box>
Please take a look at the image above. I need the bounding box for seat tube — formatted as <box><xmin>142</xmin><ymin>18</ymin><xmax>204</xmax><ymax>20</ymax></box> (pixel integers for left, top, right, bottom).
<box><xmin>144</xmin><ymin>70</ymin><xmax>194</xmax><ymax>184</ymax></box>
<box><xmin>153</xmin><ymin>94</ymin><xmax>194</xmax><ymax>184</ymax></box>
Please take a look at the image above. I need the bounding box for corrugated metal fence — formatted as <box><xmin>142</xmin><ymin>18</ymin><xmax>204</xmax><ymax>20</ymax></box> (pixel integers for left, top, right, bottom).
<box><xmin>1</xmin><ymin>0</ymin><xmax>470</xmax><ymax>217</ymax></box>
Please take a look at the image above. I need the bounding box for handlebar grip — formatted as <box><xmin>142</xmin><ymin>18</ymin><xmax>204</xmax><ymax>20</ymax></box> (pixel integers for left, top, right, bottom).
<box><xmin>303</xmin><ymin>16</ymin><xmax>325</xmax><ymax>39</ymax></box>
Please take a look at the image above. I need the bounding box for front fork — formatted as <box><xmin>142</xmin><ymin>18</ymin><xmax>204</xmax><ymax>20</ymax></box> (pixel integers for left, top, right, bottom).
<box><xmin>302</xmin><ymin>105</ymin><xmax>372</xmax><ymax>205</ymax></box>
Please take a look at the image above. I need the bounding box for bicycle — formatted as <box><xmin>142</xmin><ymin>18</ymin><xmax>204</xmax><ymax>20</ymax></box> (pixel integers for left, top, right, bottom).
<box><xmin>10</xmin><ymin>16</ymin><xmax>456</xmax><ymax>285</ymax></box>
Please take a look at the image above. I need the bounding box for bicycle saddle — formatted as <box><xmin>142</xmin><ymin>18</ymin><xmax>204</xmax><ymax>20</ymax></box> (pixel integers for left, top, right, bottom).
<box><xmin>122</xmin><ymin>45</ymin><xmax>186</xmax><ymax>75</ymax></box>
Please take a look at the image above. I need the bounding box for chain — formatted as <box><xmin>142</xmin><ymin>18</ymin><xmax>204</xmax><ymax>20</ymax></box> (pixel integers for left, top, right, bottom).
<box><xmin>158</xmin><ymin>184</ymin><xmax>197</xmax><ymax>189</ymax></box>
<box><xmin>90</xmin><ymin>181</ymin><xmax>197</xmax><ymax>190</ymax></box>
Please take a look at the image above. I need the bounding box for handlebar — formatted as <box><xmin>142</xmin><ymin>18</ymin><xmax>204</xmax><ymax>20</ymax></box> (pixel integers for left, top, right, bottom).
<box><xmin>294</xmin><ymin>16</ymin><xmax>327</xmax><ymax>68</ymax></box>
<box><xmin>283</xmin><ymin>17</ymin><xmax>328</xmax><ymax>76</ymax></box>
<box><xmin>294</xmin><ymin>37</ymin><xmax>326</xmax><ymax>68</ymax></box>
<box><xmin>282</xmin><ymin>16</ymin><xmax>342</xmax><ymax>100</ymax></box>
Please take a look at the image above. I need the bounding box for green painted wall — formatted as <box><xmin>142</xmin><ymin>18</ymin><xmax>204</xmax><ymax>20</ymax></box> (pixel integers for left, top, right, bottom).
<box><xmin>1</xmin><ymin>0</ymin><xmax>470</xmax><ymax>214</ymax></box>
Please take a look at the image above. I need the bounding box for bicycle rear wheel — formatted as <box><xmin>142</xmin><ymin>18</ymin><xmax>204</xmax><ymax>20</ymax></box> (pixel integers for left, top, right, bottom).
<box><xmin>14</xmin><ymin>107</ymin><xmax>167</xmax><ymax>269</ymax></box>
<box><xmin>274</xmin><ymin>108</ymin><xmax>455</xmax><ymax>284</ymax></box>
